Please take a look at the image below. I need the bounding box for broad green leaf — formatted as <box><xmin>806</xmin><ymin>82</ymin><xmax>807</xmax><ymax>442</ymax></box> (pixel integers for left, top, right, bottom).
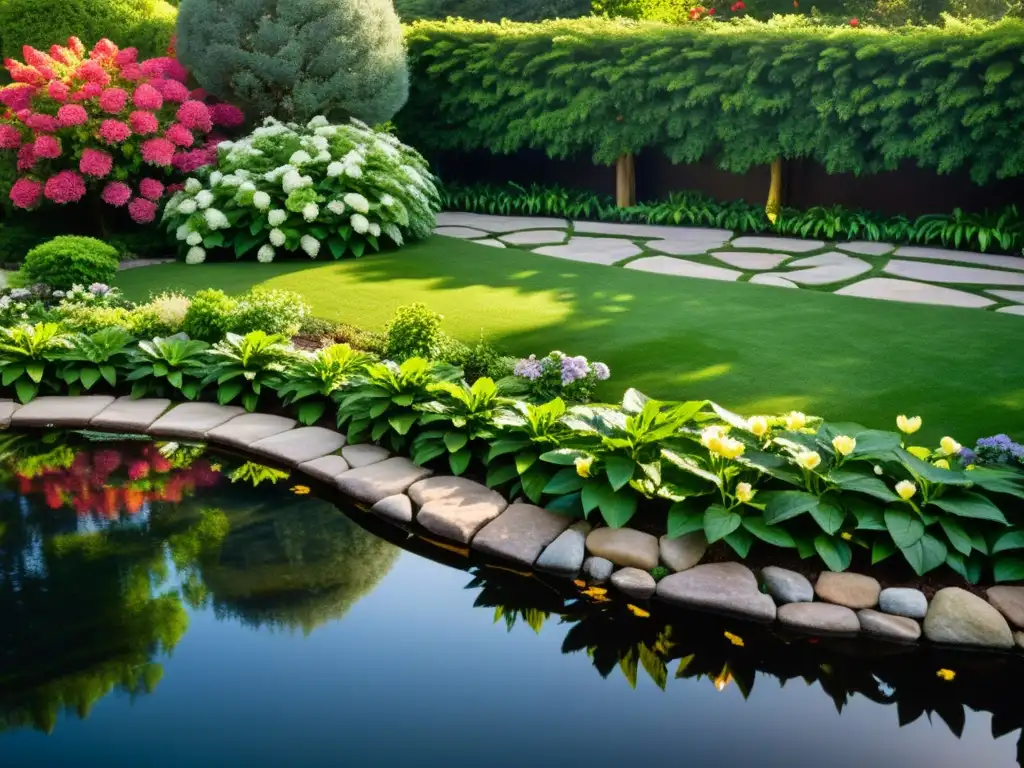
<box><xmin>486</xmin><ymin>462</ymin><xmax>519</xmax><ymax>488</ymax></box>
<box><xmin>543</xmin><ymin>467</ymin><xmax>584</xmax><ymax>494</ymax></box>
<box><xmin>79</xmin><ymin>367</ymin><xmax>101</xmax><ymax>390</ymax></box>
<box><xmin>794</xmin><ymin>534</ymin><xmax>816</xmax><ymax>560</ymax></box>
<box><xmin>167</xmin><ymin>370</ymin><xmax>184</xmax><ymax>389</ymax></box>
<box><xmin>814</xmin><ymin>536</ymin><xmax>852</xmax><ymax>572</ymax></box>
<box><xmin>762</xmin><ymin>491</ymin><xmax>818</xmax><ymax>525</ymax></box>
<box><xmin>515</xmin><ymin>451</ymin><xmax>539</xmax><ymax>475</ymax></box>
<box><xmin>844</xmin><ymin>496</ymin><xmax>885</xmax><ymax>530</ymax></box>
<box><xmin>520</xmin><ymin>466</ymin><xmax>550</xmax><ymax>504</ymax></box>
<box><xmin>742</xmin><ymin>515</ymin><xmax>796</xmax><ymax>548</ymax></box>
<box><xmin>412</xmin><ymin>442</ymin><xmax>447</xmax><ymax>466</ymax></box>
<box><xmin>900</xmin><ymin>533</ymin><xmax>947</xmax><ymax>576</ymax></box>
<box><xmin>828</xmin><ymin>469</ymin><xmax>899</xmax><ymax>502</ymax></box>
<box><xmin>486</xmin><ymin>438</ymin><xmax>531</xmax><ymax>462</ymax></box>
<box><xmin>667</xmin><ymin>501</ymin><xmax>704</xmax><ymax>539</ymax></box>
<box><xmin>388</xmin><ymin>412</ymin><xmax>419</xmax><ymax>435</ymax></box>
<box><xmin>724</xmin><ymin>527</ymin><xmax>754</xmax><ymax>558</ymax></box>
<box><xmin>25</xmin><ymin>362</ymin><xmax>43</xmax><ymax>383</ymax></box>
<box><xmin>14</xmin><ymin>378</ymin><xmax>37</xmax><ymax>404</ymax></box>
<box><xmin>737</xmin><ymin>449</ymin><xmax>802</xmax><ymax>486</ymax></box>
<box><xmin>810</xmin><ymin>497</ymin><xmax>845</xmax><ymax>535</ymax></box>
<box><xmin>444</xmin><ymin>431</ymin><xmax>468</xmax><ymax>454</ymax></box>
<box><xmin>539</xmin><ymin>448</ymin><xmax>586</xmax><ymax>466</ymax></box>
<box><xmin>895</xmin><ymin>448</ymin><xmax>973</xmax><ymax>486</ymax></box>
<box><xmin>885</xmin><ymin>507</ymin><xmax>924</xmax><ymax>548</ymax></box>
<box><xmin>872</xmin><ymin>538</ymin><xmax>897</xmax><ymax>564</ymax></box>
<box><xmin>582</xmin><ymin>480</ymin><xmax>637</xmax><ymax>528</ymax></box>
<box><xmin>992</xmin><ymin>530</ymin><xmax>1024</xmax><ymax>554</ymax></box>
<box><xmin>929</xmin><ymin>491</ymin><xmax>1008</xmax><ymax>525</ymax></box>
<box><xmin>546</xmin><ymin>491</ymin><xmax>583</xmax><ymax>517</ymax></box>
<box><xmin>703</xmin><ymin>504</ymin><xmax>742</xmax><ymax>543</ymax></box>
<box><xmin>849</xmin><ymin>429</ymin><xmax>901</xmax><ymax>459</ymax></box>
<box><xmin>938</xmin><ymin>517</ymin><xmax>972</xmax><ymax>556</ymax></box>
<box><xmin>296</xmin><ymin>401</ymin><xmax>327</xmax><ymax>426</ymax></box>
<box><xmin>99</xmin><ymin>365</ymin><xmax>117</xmax><ymax>386</ymax></box>
<box><xmin>966</xmin><ymin>467</ymin><xmax>1024</xmax><ymax>500</ymax></box>
<box><xmin>993</xmin><ymin>555</ymin><xmax>1024</xmax><ymax>583</ymax></box>
<box><xmin>1</xmin><ymin>364</ymin><xmax>24</xmax><ymax>386</ymax></box>
<box><xmin>604</xmin><ymin>455</ymin><xmax>635</xmax><ymax>491</ymax></box>
<box><xmin>449</xmin><ymin>449</ymin><xmax>472</xmax><ymax>476</ymax></box>
<box><xmin>392</xmin><ymin>393</ymin><xmax>415</xmax><ymax>406</ymax></box>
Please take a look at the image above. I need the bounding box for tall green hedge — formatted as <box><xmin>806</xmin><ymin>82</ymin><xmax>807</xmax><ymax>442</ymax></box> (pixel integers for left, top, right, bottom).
<box><xmin>399</xmin><ymin>17</ymin><xmax>1024</xmax><ymax>182</ymax></box>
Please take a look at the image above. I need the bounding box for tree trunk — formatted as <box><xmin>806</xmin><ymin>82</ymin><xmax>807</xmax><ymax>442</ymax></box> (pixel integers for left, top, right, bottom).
<box><xmin>615</xmin><ymin>153</ymin><xmax>635</xmax><ymax>208</ymax></box>
<box><xmin>766</xmin><ymin>157</ymin><xmax>783</xmax><ymax>224</ymax></box>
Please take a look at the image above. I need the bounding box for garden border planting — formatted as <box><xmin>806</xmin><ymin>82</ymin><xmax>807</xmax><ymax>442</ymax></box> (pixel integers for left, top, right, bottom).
<box><xmin>3</xmin><ymin>395</ymin><xmax>1023</xmax><ymax>653</ymax></box>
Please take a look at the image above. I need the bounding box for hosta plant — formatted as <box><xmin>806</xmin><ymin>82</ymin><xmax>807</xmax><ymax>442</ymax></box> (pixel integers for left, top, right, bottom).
<box><xmin>55</xmin><ymin>327</ymin><xmax>134</xmax><ymax>392</ymax></box>
<box><xmin>161</xmin><ymin>116</ymin><xmax>439</xmax><ymax>264</ymax></box>
<box><xmin>126</xmin><ymin>335</ymin><xmax>209</xmax><ymax>399</ymax></box>
<box><xmin>276</xmin><ymin>344</ymin><xmax>376</xmax><ymax>425</ymax></box>
<box><xmin>0</xmin><ymin>322</ymin><xmax>69</xmax><ymax>401</ymax></box>
<box><xmin>203</xmin><ymin>331</ymin><xmax>295</xmax><ymax>411</ymax></box>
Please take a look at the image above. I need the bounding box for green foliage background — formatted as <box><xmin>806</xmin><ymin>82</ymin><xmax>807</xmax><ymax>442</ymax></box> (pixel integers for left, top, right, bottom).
<box><xmin>399</xmin><ymin>16</ymin><xmax>1024</xmax><ymax>182</ymax></box>
<box><xmin>396</xmin><ymin>0</ymin><xmax>592</xmax><ymax>21</ymax></box>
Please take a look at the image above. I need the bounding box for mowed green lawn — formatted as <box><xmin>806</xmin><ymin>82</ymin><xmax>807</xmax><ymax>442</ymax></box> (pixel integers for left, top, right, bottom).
<box><xmin>114</xmin><ymin>236</ymin><xmax>1024</xmax><ymax>442</ymax></box>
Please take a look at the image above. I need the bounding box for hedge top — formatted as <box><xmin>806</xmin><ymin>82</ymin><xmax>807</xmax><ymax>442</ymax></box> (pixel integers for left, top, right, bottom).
<box><xmin>399</xmin><ymin>16</ymin><xmax>1024</xmax><ymax>182</ymax></box>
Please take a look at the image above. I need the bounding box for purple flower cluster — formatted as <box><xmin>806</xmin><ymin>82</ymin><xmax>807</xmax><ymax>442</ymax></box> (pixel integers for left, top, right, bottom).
<box><xmin>89</xmin><ymin>282</ymin><xmax>112</xmax><ymax>296</ymax></box>
<box><xmin>560</xmin><ymin>355</ymin><xmax>590</xmax><ymax>386</ymax></box>
<box><xmin>972</xmin><ymin>434</ymin><xmax>1024</xmax><ymax>465</ymax></box>
<box><xmin>592</xmin><ymin>362</ymin><xmax>610</xmax><ymax>381</ymax></box>
<box><xmin>513</xmin><ymin>355</ymin><xmax>543</xmax><ymax>380</ymax></box>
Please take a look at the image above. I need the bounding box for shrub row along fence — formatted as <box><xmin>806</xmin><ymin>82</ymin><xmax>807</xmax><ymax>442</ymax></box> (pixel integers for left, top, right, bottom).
<box><xmin>399</xmin><ymin>17</ymin><xmax>1024</xmax><ymax>209</ymax></box>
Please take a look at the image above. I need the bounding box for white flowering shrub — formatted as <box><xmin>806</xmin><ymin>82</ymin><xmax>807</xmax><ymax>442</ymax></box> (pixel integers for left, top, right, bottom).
<box><xmin>161</xmin><ymin>116</ymin><xmax>439</xmax><ymax>264</ymax></box>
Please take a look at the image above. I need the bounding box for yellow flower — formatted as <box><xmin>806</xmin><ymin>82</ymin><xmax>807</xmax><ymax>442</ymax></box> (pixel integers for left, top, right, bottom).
<box><xmin>747</xmin><ymin>416</ymin><xmax>769</xmax><ymax>438</ymax></box>
<box><xmin>936</xmin><ymin>668</ymin><xmax>956</xmax><ymax>681</ymax></box>
<box><xmin>210</xmin><ymin>463</ymin><xmax>222</xmax><ymax>473</ymax></box>
<box><xmin>841</xmin><ymin>532</ymin><xmax>853</xmax><ymax>541</ymax></box>
<box><xmin>933</xmin><ymin>459</ymin><xmax>950</xmax><ymax>470</ymax></box>
<box><xmin>574</xmin><ymin>456</ymin><xmax>593</xmax><ymax>478</ymax></box>
<box><xmin>897</xmin><ymin>414</ymin><xmax>922</xmax><ymax>435</ymax></box>
<box><xmin>831</xmin><ymin>435</ymin><xmax>856</xmax><ymax>457</ymax></box>
<box><xmin>796</xmin><ymin>451</ymin><xmax>821</xmax><ymax>471</ymax></box>
<box><xmin>713</xmin><ymin>669</ymin><xmax>733</xmax><ymax>691</ymax></box>
<box><xmin>573</xmin><ymin>579</ymin><xmax>587</xmax><ymax>588</ymax></box>
<box><xmin>966</xmin><ymin>464</ymin><xmax>976</xmax><ymax>471</ymax></box>
<box><xmin>700</xmin><ymin>425</ymin><xmax>728</xmax><ymax>452</ymax></box>
<box><xmin>627</xmin><ymin>604</ymin><xmax>650</xmax><ymax>618</ymax></box>
<box><xmin>291</xmin><ymin>485</ymin><xmax>311</xmax><ymax>495</ymax></box>
<box><xmin>735</xmin><ymin>482</ymin><xmax>755</xmax><ymax>504</ymax></box>
<box><xmin>784</xmin><ymin>411</ymin><xmax>807</xmax><ymax>431</ymax></box>
<box><xmin>582</xmin><ymin>586</ymin><xmax>608</xmax><ymax>598</ymax></box>
<box><xmin>907</xmin><ymin>445</ymin><xmax>932</xmax><ymax>460</ymax></box>
<box><xmin>895</xmin><ymin>480</ymin><xmax>917</xmax><ymax>501</ymax></box>
<box><xmin>716</xmin><ymin>436</ymin><xmax>746</xmax><ymax>460</ymax></box>
<box><xmin>940</xmin><ymin>436</ymin><xmax>961</xmax><ymax>456</ymax></box>
<box><xmin>724</xmin><ymin>631</ymin><xmax>744</xmax><ymax>647</ymax></box>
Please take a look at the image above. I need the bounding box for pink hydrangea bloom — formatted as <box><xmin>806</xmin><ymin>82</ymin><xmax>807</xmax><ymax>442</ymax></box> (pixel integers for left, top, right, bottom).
<box><xmin>44</xmin><ymin>170</ymin><xmax>87</xmax><ymax>204</ymax></box>
<box><xmin>79</xmin><ymin>148</ymin><xmax>113</xmax><ymax>177</ymax></box>
<box><xmin>57</xmin><ymin>104</ymin><xmax>88</xmax><ymax>127</ymax></box>
<box><xmin>132</xmin><ymin>83</ymin><xmax>163</xmax><ymax>110</ymax></box>
<box><xmin>140</xmin><ymin>58</ymin><xmax>170</xmax><ymax>77</ymax></box>
<box><xmin>90</xmin><ymin>39</ymin><xmax>119</xmax><ymax>61</ymax></box>
<box><xmin>17</xmin><ymin>143</ymin><xmax>36</xmax><ymax>170</ymax></box>
<box><xmin>140</xmin><ymin>136</ymin><xmax>175</xmax><ymax>166</ymax></box>
<box><xmin>114</xmin><ymin>47</ymin><xmax>138</xmax><ymax>67</ymax></box>
<box><xmin>129</xmin><ymin>110</ymin><xmax>159</xmax><ymax>135</ymax></box>
<box><xmin>176</xmin><ymin>100</ymin><xmax>212</xmax><ymax>132</ymax></box>
<box><xmin>24</xmin><ymin>113</ymin><xmax>58</xmax><ymax>132</ymax></box>
<box><xmin>0</xmin><ymin>125</ymin><xmax>21</xmax><ymax>149</ymax></box>
<box><xmin>155</xmin><ymin>78</ymin><xmax>190</xmax><ymax>103</ymax></box>
<box><xmin>6</xmin><ymin>62</ymin><xmax>45</xmax><ymax>85</ymax></box>
<box><xmin>165</xmin><ymin>60</ymin><xmax>188</xmax><ymax>83</ymax></box>
<box><xmin>76</xmin><ymin>60</ymin><xmax>110</xmax><ymax>86</ymax></box>
<box><xmin>128</xmin><ymin>197</ymin><xmax>158</xmax><ymax>223</ymax></box>
<box><xmin>165</xmin><ymin>123</ymin><xmax>194</xmax><ymax>147</ymax></box>
<box><xmin>49</xmin><ymin>45</ymin><xmax>72</xmax><ymax>65</ymax></box>
<box><xmin>0</xmin><ymin>84</ymin><xmax>35</xmax><ymax>111</ymax></box>
<box><xmin>47</xmin><ymin>80</ymin><xmax>69</xmax><ymax>102</ymax></box>
<box><xmin>101</xmin><ymin>180</ymin><xmax>132</xmax><ymax>207</ymax></box>
<box><xmin>190</xmin><ymin>88</ymin><xmax>207</xmax><ymax>100</ymax></box>
<box><xmin>139</xmin><ymin>178</ymin><xmax>164</xmax><ymax>200</ymax></box>
<box><xmin>166</xmin><ymin>182</ymin><xmax>185</xmax><ymax>194</ymax></box>
<box><xmin>9</xmin><ymin>177</ymin><xmax>42</xmax><ymax>208</ymax></box>
<box><xmin>33</xmin><ymin>135</ymin><xmax>61</xmax><ymax>159</ymax></box>
<box><xmin>99</xmin><ymin>87</ymin><xmax>128</xmax><ymax>113</ymax></box>
<box><xmin>99</xmin><ymin>119</ymin><xmax>131</xmax><ymax>144</ymax></box>
<box><xmin>120</xmin><ymin>64</ymin><xmax>142</xmax><ymax>81</ymax></box>
<box><xmin>210</xmin><ymin>103</ymin><xmax>244</xmax><ymax>128</ymax></box>
<box><xmin>72</xmin><ymin>82</ymin><xmax>102</xmax><ymax>101</ymax></box>
<box><xmin>22</xmin><ymin>46</ymin><xmax>53</xmax><ymax>68</ymax></box>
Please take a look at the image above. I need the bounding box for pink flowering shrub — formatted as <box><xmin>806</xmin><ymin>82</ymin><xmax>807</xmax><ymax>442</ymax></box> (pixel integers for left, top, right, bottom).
<box><xmin>0</xmin><ymin>36</ymin><xmax>243</xmax><ymax>217</ymax></box>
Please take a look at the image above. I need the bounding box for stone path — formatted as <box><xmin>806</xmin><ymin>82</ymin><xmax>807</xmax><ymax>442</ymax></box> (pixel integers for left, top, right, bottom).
<box><xmin>434</xmin><ymin>213</ymin><xmax>1024</xmax><ymax>315</ymax></box>
<box><xmin>4</xmin><ymin>393</ymin><xmax>1022</xmax><ymax>653</ymax></box>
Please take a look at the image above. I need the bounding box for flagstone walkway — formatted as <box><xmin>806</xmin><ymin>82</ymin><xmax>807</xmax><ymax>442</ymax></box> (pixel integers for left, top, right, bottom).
<box><xmin>435</xmin><ymin>213</ymin><xmax>1024</xmax><ymax>315</ymax></box>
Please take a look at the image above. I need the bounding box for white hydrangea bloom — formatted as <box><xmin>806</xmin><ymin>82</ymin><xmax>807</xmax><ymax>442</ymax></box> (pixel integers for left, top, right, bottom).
<box><xmin>349</xmin><ymin>117</ymin><xmax>370</xmax><ymax>131</ymax></box>
<box><xmin>218</xmin><ymin>140</ymin><xmax>235</xmax><ymax>151</ymax></box>
<box><xmin>302</xmin><ymin>203</ymin><xmax>319</xmax><ymax>222</ymax></box>
<box><xmin>209</xmin><ymin>171</ymin><xmax>223</xmax><ymax>186</ymax></box>
<box><xmin>314</xmin><ymin>126</ymin><xmax>339</xmax><ymax>137</ymax></box>
<box><xmin>309</xmin><ymin>135</ymin><xmax>329</xmax><ymax>151</ymax></box>
<box><xmin>345</xmin><ymin>165</ymin><xmax>362</xmax><ymax>179</ymax></box>
<box><xmin>351</xmin><ymin>213</ymin><xmax>369</xmax><ymax>234</ymax></box>
<box><xmin>185</xmin><ymin>247</ymin><xmax>206</xmax><ymax>265</ymax></box>
<box><xmin>195</xmin><ymin>190</ymin><xmax>214</xmax><ymax>209</ymax></box>
<box><xmin>282</xmin><ymin>170</ymin><xmax>303</xmax><ymax>193</ymax></box>
<box><xmin>220</xmin><ymin>174</ymin><xmax>241</xmax><ymax>187</ymax></box>
<box><xmin>289</xmin><ymin>150</ymin><xmax>312</xmax><ymax>165</ymax></box>
<box><xmin>257</xmin><ymin>245</ymin><xmax>275</xmax><ymax>263</ymax></box>
<box><xmin>343</xmin><ymin>192</ymin><xmax>369</xmax><ymax>214</ymax></box>
<box><xmin>177</xmin><ymin>198</ymin><xmax>198</xmax><ymax>214</ymax></box>
<box><xmin>326</xmin><ymin>161</ymin><xmax>344</xmax><ymax>178</ymax></box>
<box><xmin>239</xmin><ymin>181</ymin><xmax>256</xmax><ymax>193</ymax></box>
<box><xmin>186</xmin><ymin>231</ymin><xmax>203</xmax><ymax>246</ymax></box>
<box><xmin>327</xmin><ymin>200</ymin><xmax>346</xmax><ymax>215</ymax></box>
<box><xmin>269</xmin><ymin>228</ymin><xmax>286</xmax><ymax>247</ymax></box>
<box><xmin>307</xmin><ymin>116</ymin><xmax>329</xmax><ymax>128</ymax></box>
<box><xmin>380</xmin><ymin>194</ymin><xmax>394</xmax><ymax>206</ymax></box>
<box><xmin>314</xmin><ymin>151</ymin><xmax>331</xmax><ymax>164</ymax></box>
<box><xmin>175</xmin><ymin>224</ymin><xmax>190</xmax><ymax>241</ymax></box>
<box><xmin>369</xmin><ymin>223</ymin><xmax>381</xmax><ymax>237</ymax></box>
<box><xmin>300</xmin><ymin>235</ymin><xmax>320</xmax><ymax>258</ymax></box>
<box><xmin>235</xmin><ymin>169</ymin><xmax>251</xmax><ymax>180</ymax></box>
<box><xmin>268</xmin><ymin>209</ymin><xmax>287</xmax><ymax>227</ymax></box>
<box><xmin>185</xmin><ymin>178</ymin><xmax>202</xmax><ymax>193</ymax></box>
<box><xmin>204</xmin><ymin>208</ymin><xmax>229</xmax><ymax>229</ymax></box>
<box><xmin>252</xmin><ymin>191</ymin><xmax>271</xmax><ymax>210</ymax></box>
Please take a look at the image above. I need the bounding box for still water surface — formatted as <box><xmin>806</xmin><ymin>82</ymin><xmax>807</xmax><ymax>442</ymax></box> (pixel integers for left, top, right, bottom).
<box><xmin>0</xmin><ymin>433</ymin><xmax>1021</xmax><ymax>767</ymax></box>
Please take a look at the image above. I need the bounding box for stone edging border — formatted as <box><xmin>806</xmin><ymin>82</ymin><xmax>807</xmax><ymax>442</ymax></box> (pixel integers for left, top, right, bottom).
<box><xmin>3</xmin><ymin>395</ymin><xmax>1023</xmax><ymax>653</ymax></box>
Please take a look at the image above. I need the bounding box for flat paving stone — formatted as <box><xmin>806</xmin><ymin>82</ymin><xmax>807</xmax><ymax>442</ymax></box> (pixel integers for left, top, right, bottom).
<box><xmin>0</xmin><ymin>399</ymin><xmax>19</xmax><ymax>427</ymax></box>
<box><xmin>148</xmin><ymin>402</ymin><xmax>244</xmax><ymax>438</ymax></box>
<box><xmin>997</xmin><ymin>305</ymin><xmax>1024</xmax><ymax>316</ymax></box>
<box><xmin>987</xmin><ymin>289</ymin><xmax>1024</xmax><ymax>303</ymax></box>
<box><xmin>536</xmin><ymin>521</ymin><xmax>591</xmax><ymax>576</ymax></box>
<box><xmin>206</xmin><ymin>413</ymin><xmax>296</xmax><ymax>448</ymax></box>
<box><xmin>410</xmin><ymin>476</ymin><xmax>509</xmax><ymax>543</ymax></box>
<box><xmin>249</xmin><ymin>426</ymin><xmax>345</xmax><ymax>467</ymax></box>
<box><xmin>436</xmin><ymin>212</ymin><xmax>567</xmax><ymax>233</ymax></box>
<box><xmin>610</xmin><ymin>567</ymin><xmax>656</xmax><ymax>600</ymax></box>
<box><xmin>778</xmin><ymin>602</ymin><xmax>860</xmax><ymax>635</ymax></box>
<box><xmin>298</xmin><ymin>454</ymin><xmax>351</xmax><ymax>483</ymax></box>
<box><xmin>731</xmin><ymin>236</ymin><xmax>824</xmax><ymax>252</ymax></box>
<box><xmin>341</xmin><ymin>444</ymin><xmax>390</xmax><ymax>468</ymax></box>
<box><xmin>473</xmin><ymin>238</ymin><xmax>506</xmax><ymax>248</ymax></box>
<box><xmin>646</xmin><ymin>239</ymin><xmax>727</xmax><ymax>256</ymax></box>
<box><xmin>624</xmin><ymin>256</ymin><xmax>742</xmax><ymax>281</ymax></box>
<box><xmin>472</xmin><ymin>503</ymin><xmax>572</xmax><ymax>566</ymax></box>
<box><xmin>586</xmin><ymin>528</ymin><xmax>659</xmax><ymax>570</ymax></box>
<box><xmin>573</xmin><ymin>221</ymin><xmax>731</xmax><ymax>240</ymax></box>
<box><xmin>12</xmin><ymin>396</ymin><xmax>115</xmax><ymax>428</ymax></box>
<box><xmin>884</xmin><ymin>259</ymin><xmax>1024</xmax><ymax>286</ymax></box>
<box><xmin>534</xmin><ymin>237</ymin><xmax>642</xmax><ymax>265</ymax></box>
<box><xmin>499</xmin><ymin>229</ymin><xmax>567</xmax><ymax>245</ymax></box>
<box><xmin>836</xmin><ymin>278</ymin><xmax>996</xmax><ymax>308</ymax></box>
<box><xmin>90</xmin><ymin>397</ymin><xmax>170</xmax><ymax>432</ymax></box>
<box><xmin>711</xmin><ymin>251</ymin><xmax>789</xmax><ymax>270</ymax></box>
<box><xmin>893</xmin><ymin>246</ymin><xmax>1024</xmax><ymax>272</ymax></box>
<box><xmin>773</xmin><ymin>254</ymin><xmax>871</xmax><ymax>285</ymax></box>
<box><xmin>837</xmin><ymin>241</ymin><xmax>895</xmax><ymax>256</ymax></box>
<box><xmin>858</xmin><ymin>609</ymin><xmax>921</xmax><ymax>642</ymax></box>
<box><xmin>435</xmin><ymin>226</ymin><xmax>490</xmax><ymax>239</ymax></box>
<box><xmin>657</xmin><ymin>562</ymin><xmax>777</xmax><ymax>622</ymax></box>
<box><xmin>371</xmin><ymin>493</ymin><xmax>413</xmax><ymax>524</ymax></box>
<box><xmin>749</xmin><ymin>274</ymin><xmax>798</xmax><ymax>289</ymax></box>
<box><xmin>118</xmin><ymin>257</ymin><xmax>176</xmax><ymax>270</ymax></box>
<box><xmin>788</xmin><ymin>251</ymin><xmax>861</xmax><ymax>268</ymax></box>
<box><xmin>336</xmin><ymin>457</ymin><xmax>433</xmax><ymax>504</ymax></box>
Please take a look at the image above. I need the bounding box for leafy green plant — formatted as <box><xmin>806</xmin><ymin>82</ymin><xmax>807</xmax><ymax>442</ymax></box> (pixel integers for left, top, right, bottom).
<box><xmin>183</xmin><ymin>289</ymin><xmax>237</xmax><ymax>342</ymax></box>
<box><xmin>384</xmin><ymin>303</ymin><xmax>444</xmax><ymax>361</ymax></box>
<box><xmin>0</xmin><ymin>322</ymin><xmax>69</xmax><ymax>402</ymax></box>
<box><xmin>483</xmin><ymin>397</ymin><xmax>573</xmax><ymax>499</ymax></box>
<box><xmin>909</xmin><ymin>206</ymin><xmax>1024</xmax><ymax>252</ymax></box>
<box><xmin>19</xmin><ymin>236</ymin><xmax>119</xmax><ymax>291</ymax></box>
<box><xmin>229</xmin><ymin>289</ymin><xmax>309</xmax><ymax>337</ymax></box>
<box><xmin>276</xmin><ymin>344</ymin><xmax>375</xmax><ymax>425</ymax></box>
<box><xmin>129</xmin><ymin>293</ymin><xmax>191</xmax><ymax>338</ymax></box>
<box><xmin>55</xmin><ymin>328</ymin><xmax>134</xmax><ymax>393</ymax></box>
<box><xmin>203</xmin><ymin>331</ymin><xmax>295</xmax><ymax>411</ymax></box>
<box><xmin>126</xmin><ymin>336</ymin><xmax>210</xmax><ymax>400</ymax></box>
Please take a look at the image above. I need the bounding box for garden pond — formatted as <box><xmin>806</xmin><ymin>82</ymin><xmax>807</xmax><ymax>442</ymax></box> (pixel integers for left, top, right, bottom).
<box><xmin>1</xmin><ymin>431</ymin><xmax>1022</xmax><ymax>767</ymax></box>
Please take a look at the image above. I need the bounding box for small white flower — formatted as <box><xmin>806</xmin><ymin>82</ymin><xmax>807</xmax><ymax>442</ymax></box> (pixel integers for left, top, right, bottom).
<box><xmin>289</xmin><ymin>150</ymin><xmax>312</xmax><ymax>165</ymax></box>
<box><xmin>343</xmin><ymin>192</ymin><xmax>369</xmax><ymax>214</ymax></box>
<box><xmin>345</xmin><ymin>165</ymin><xmax>362</xmax><ymax>179</ymax></box>
<box><xmin>217</xmin><ymin>140</ymin><xmax>235</xmax><ymax>151</ymax></box>
<box><xmin>195</xmin><ymin>190</ymin><xmax>214</xmax><ymax>209</ymax></box>
<box><xmin>302</xmin><ymin>203</ymin><xmax>319</xmax><ymax>222</ymax></box>
<box><xmin>326</xmin><ymin>161</ymin><xmax>344</xmax><ymax>177</ymax></box>
<box><xmin>185</xmin><ymin>246</ymin><xmax>206</xmax><ymax>264</ymax></box>
<box><xmin>186</xmin><ymin>231</ymin><xmax>203</xmax><ymax>246</ymax></box>
<box><xmin>350</xmin><ymin>213</ymin><xmax>369</xmax><ymax>234</ymax></box>
<box><xmin>209</xmin><ymin>171</ymin><xmax>223</xmax><ymax>186</ymax></box>
<box><xmin>252</xmin><ymin>191</ymin><xmax>271</xmax><ymax>210</ymax></box>
<box><xmin>307</xmin><ymin>115</ymin><xmax>329</xmax><ymax>129</ymax></box>
<box><xmin>309</xmin><ymin>135</ymin><xmax>329</xmax><ymax>151</ymax></box>
<box><xmin>282</xmin><ymin>170</ymin><xmax>304</xmax><ymax>193</ymax></box>
<box><xmin>300</xmin><ymin>235</ymin><xmax>320</xmax><ymax>258</ymax></box>
<box><xmin>368</xmin><ymin>223</ymin><xmax>380</xmax><ymax>237</ymax></box>
<box><xmin>257</xmin><ymin>244</ymin><xmax>275</xmax><ymax>263</ymax></box>
<box><xmin>175</xmin><ymin>224</ymin><xmax>190</xmax><ymax>241</ymax></box>
<box><xmin>268</xmin><ymin>209</ymin><xmax>287</xmax><ymax>226</ymax></box>
<box><xmin>220</xmin><ymin>174</ymin><xmax>241</xmax><ymax>187</ymax></box>
<box><xmin>177</xmin><ymin>198</ymin><xmax>198</xmax><ymax>214</ymax></box>
<box><xmin>185</xmin><ymin>178</ymin><xmax>202</xmax><ymax>193</ymax></box>
<box><xmin>380</xmin><ymin>194</ymin><xmax>394</xmax><ymax>206</ymax></box>
<box><xmin>239</xmin><ymin>181</ymin><xmax>256</xmax><ymax>193</ymax></box>
<box><xmin>327</xmin><ymin>200</ymin><xmax>346</xmax><ymax>215</ymax></box>
<box><xmin>314</xmin><ymin>150</ymin><xmax>331</xmax><ymax>163</ymax></box>
<box><xmin>204</xmin><ymin>208</ymin><xmax>229</xmax><ymax>229</ymax></box>
<box><xmin>269</xmin><ymin>228</ymin><xmax>286</xmax><ymax>247</ymax></box>
<box><xmin>874</xmin><ymin>465</ymin><xmax>883</xmax><ymax>476</ymax></box>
